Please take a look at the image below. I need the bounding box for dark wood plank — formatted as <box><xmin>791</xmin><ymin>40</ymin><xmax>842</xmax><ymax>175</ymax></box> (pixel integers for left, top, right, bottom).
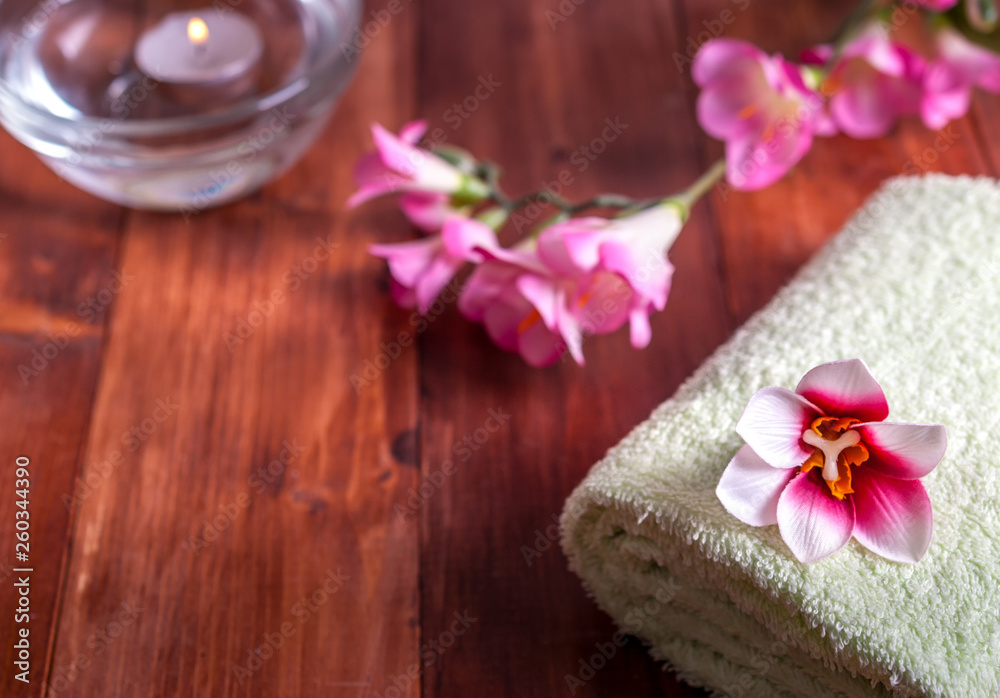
<box><xmin>0</xmin><ymin>129</ymin><xmax>126</xmax><ymax>698</ymax></box>
<box><xmin>967</xmin><ymin>92</ymin><xmax>1000</xmax><ymax>177</ymax></box>
<box><xmin>42</xmin><ymin>10</ymin><xmax>423</xmax><ymax>698</ymax></box>
<box><xmin>413</xmin><ymin>0</ymin><xmax>732</xmax><ymax>696</ymax></box>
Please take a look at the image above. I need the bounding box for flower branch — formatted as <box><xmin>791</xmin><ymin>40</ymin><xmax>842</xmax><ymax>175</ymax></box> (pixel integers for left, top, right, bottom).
<box><xmin>349</xmin><ymin>0</ymin><xmax>1000</xmax><ymax>367</ymax></box>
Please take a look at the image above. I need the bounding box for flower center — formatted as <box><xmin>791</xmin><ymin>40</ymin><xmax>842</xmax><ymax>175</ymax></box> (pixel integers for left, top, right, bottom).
<box><xmin>799</xmin><ymin>417</ymin><xmax>869</xmax><ymax>500</ymax></box>
<box><xmin>803</xmin><ymin>428</ymin><xmax>859</xmax><ymax>481</ymax></box>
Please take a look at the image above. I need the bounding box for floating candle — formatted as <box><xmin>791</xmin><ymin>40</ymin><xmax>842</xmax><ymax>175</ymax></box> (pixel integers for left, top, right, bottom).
<box><xmin>135</xmin><ymin>10</ymin><xmax>263</xmax><ymax>99</ymax></box>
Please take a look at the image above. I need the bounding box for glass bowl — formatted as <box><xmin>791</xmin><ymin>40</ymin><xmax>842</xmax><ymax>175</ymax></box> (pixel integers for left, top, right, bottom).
<box><xmin>0</xmin><ymin>0</ymin><xmax>361</xmax><ymax>211</ymax></box>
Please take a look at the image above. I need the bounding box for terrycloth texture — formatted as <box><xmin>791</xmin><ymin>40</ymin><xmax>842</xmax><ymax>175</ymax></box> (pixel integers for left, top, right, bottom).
<box><xmin>561</xmin><ymin>175</ymin><xmax>1000</xmax><ymax>698</ymax></box>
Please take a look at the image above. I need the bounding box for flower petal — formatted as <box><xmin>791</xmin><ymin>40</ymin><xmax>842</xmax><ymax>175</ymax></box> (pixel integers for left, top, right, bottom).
<box><xmin>348</xmin><ymin>152</ymin><xmax>402</xmax><ymax>207</ymax></box>
<box><xmin>572</xmin><ymin>272</ymin><xmax>631</xmax><ymax>336</ymax></box>
<box><xmin>628</xmin><ymin>308</ymin><xmax>652</xmax><ymax>349</ymax></box>
<box><xmin>599</xmin><ymin>212</ymin><xmax>678</xmax><ymax>310</ymax></box>
<box><xmin>856</xmin><ymin>422</ymin><xmax>947</xmax><ymax>480</ymax></box>
<box><xmin>736</xmin><ymin>386</ymin><xmax>820</xmax><ymax>469</ymax></box>
<box><xmin>830</xmin><ymin>74</ymin><xmax>900</xmax><ymax>139</ymax></box>
<box><xmin>481</xmin><ymin>286</ymin><xmax>532</xmax><ymax>352</ymax></box>
<box><xmin>517</xmin><ymin>317</ymin><xmax>566</xmax><ymax>367</ymax></box>
<box><xmin>921</xmin><ymin>61</ymin><xmax>971</xmax><ymax>130</ymax></box>
<box><xmin>369</xmin><ymin>238</ymin><xmax>442</xmax><ymax>288</ymax></box>
<box><xmin>841</xmin><ymin>33</ymin><xmax>907</xmax><ymax>77</ymax></box>
<box><xmin>693</xmin><ymin>38</ymin><xmax>768</xmax><ymax>89</ymax></box>
<box><xmin>441</xmin><ymin>216</ymin><xmax>499</xmax><ymax>261</ymax></box>
<box><xmin>516</xmin><ymin>275</ymin><xmax>560</xmax><ymax>331</ymax></box>
<box><xmin>938</xmin><ymin>27</ymin><xmax>1000</xmax><ymax>92</ymax></box>
<box><xmin>398</xmin><ymin>192</ymin><xmax>453</xmax><ymax>232</ymax></box>
<box><xmin>518</xmin><ymin>279</ymin><xmax>586</xmax><ymax>366</ymax></box>
<box><xmin>717</xmin><ymin>445</ymin><xmax>797</xmax><ymax>526</ymax></box>
<box><xmin>795</xmin><ymin>358</ymin><xmax>889</xmax><ymax>422</ymax></box>
<box><xmin>777</xmin><ymin>470</ymin><xmax>856</xmax><ymax>563</ymax></box>
<box><xmin>697</xmin><ymin>81</ymin><xmax>762</xmax><ymax>141</ymax></box>
<box><xmin>476</xmin><ymin>245</ymin><xmax>552</xmax><ymax>275</ymax></box>
<box><xmin>554</xmin><ymin>299</ymin><xmax>585</xmax><ymax>366</ymax></box>
<box><xmin>724</xmin><ymin>120</ymin><xmax>814</xmax><ymax>191</ymax></box>
<box><xmin>398</xmin><ymin>120</ymin><xmax>429</xmax><ymax>145</ymax></box>
<box><xmin>458</xmin><ymin>258</ymin><xmax>529</xmax><ymax>323</ymax></box>
<box><xmin>536</xmin><ymin>218</ymin><xmax>607</xmax><ymax>275</ymax></box>
<box><xmin>413</xmin><ymin>255</ymin><xmax>461</xmax><ymax>314</ymax></box>
<box><xmin>371</xmin><ymin>123</ymin><xmax>462</xmax><ymax>193</ymax></box>
<box><xmin>852</xmin><ymin>469</ymin><xmax>933</xmax><ymax>563</ymax></box>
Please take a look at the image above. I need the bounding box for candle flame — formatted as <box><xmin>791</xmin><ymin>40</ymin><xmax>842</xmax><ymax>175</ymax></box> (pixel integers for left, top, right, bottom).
<box><xmin>187</xmin><ymin>17</ymin><xmax>209</xmax><ymax>45</ymax></box>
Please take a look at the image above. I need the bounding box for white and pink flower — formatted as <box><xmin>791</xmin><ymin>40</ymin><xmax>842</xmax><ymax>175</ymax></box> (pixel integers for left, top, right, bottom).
<box><xmin>694</xmin><ymin>39</ymin><xmax>830</xmax><ymax>191</ymax></box>
<box><xmin>349</xmin><ymin>121</ymin><xmax>488</xmax><ymax>230</ymax></box>
<box><xmin>717</xmin><ymin>359</ymin><xmax>947</xmax><ymax>564</ymax></box>
<box><xmin>457</xmin><ymin>204</ymin><xmax>684</xmax><ymax>366</ymax></box>
<box><xmin>536</xmin><ymin>203</ymin><xmax>682</xmax><ymax>348</ymax></box>
<box><xmin>370</xmin><ymin>216</ymin><xmax>499</xmax><ymax>314</ymax></box>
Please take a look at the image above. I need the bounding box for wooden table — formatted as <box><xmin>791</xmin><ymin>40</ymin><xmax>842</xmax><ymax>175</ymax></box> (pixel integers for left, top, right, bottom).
<box><xmin>2</xmin><ymin>1</ymin><xmax>997</xmax><ymax>695</ymax></box>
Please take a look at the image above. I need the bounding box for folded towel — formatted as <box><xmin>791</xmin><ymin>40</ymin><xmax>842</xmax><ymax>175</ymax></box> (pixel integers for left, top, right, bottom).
<box><xmin>561</xmin><ymin>175</ymin><xmax>1000</xmax><ymax>698</ymax></box>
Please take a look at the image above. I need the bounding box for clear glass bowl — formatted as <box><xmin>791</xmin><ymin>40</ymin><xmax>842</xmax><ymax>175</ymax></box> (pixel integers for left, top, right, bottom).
<box><xmin>0</xmin><ymin>0</ymin><xmax>361</xmax><ymax>211</ymax></box>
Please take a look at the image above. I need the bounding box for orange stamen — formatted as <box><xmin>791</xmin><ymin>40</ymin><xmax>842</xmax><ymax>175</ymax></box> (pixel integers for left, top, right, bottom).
<box><xmin>820</xmin><ymin>75</ymin><xmax>841</xmax><ymax>96</ymax></box>
<box><xmin>810</xmin><ymin>416</ymin><xmax>861</xmax><ymax>438</ymax></box>
<box><xmin>801</xmin><ymin>416</ymin><xmax>869</xmax><ymax>500</ymax></box>
<box><xmin>517</xmin><ymin>309</ymin><xmax>543</xmax><ymax>335</ymax></box>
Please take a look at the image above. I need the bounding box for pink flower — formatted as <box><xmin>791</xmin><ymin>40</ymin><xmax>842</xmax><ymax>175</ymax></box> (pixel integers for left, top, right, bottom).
<box><xmin>370</xmin><ymin>216</ymin><xmax>498</xmax><ymax>314</ymax></box>
<box><xmin>935</xmin><ymin>26</ymin><xmax>1000</xmax><ymax>94</ymax></box>
<box><xmin>458</xmin><ymin>245</ymin><xmax>583</xmax><ymax>367</ymax></box>
<box><xmin>397</xmin><ymin>192</ymin><xmax>461</xmax><ymax>232</ymax></box>
<box><xmin>458</xmin><ymin>205</ymin><xmax>685</xmax><ymax>367</ymax></box>
<box><xmin>824</xmin><ymin>30</ymin><xmax>967</xmax><ymax>136</ymax></box>
<box><xmin>349</xmin><ymin>121</ymin><xmax>488</xmax><ymax>229</ymax></box>
<box><xmin>536</xmin><ymin>203</ymin><xmax>682</xmax><ymax>348</ymax></box>
<box><xmin>717</xmin><ymin>359</ymin><xmax>947</xmax><ymax>564</ymax></box>
<box><xmin>694</xmin><ymin>39</ymin><xmax>829</xmax><ymax>191</ymax></box>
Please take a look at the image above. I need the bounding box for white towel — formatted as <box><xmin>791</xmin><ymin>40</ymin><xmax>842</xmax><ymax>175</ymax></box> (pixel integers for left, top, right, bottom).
<box><xmin>561</xmin><ymin>175</ymin><xmax>1000</xmax><ymax>697</ymax></box>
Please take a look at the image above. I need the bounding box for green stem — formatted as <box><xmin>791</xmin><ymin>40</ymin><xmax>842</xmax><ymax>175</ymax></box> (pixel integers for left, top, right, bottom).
<box><xmin>506</xmin><ymin>191</ymin><xmax>576</xmax><ymax>211</ymax></box>
<box><xmin>674</xmin><ymin>158</ymin><xmax>726</xmax><ymax>215</ymax></box>
<box><xmin>478</xmin><ymin>161</ymin><xmax>512</xmax><ymax>207</ymax></box>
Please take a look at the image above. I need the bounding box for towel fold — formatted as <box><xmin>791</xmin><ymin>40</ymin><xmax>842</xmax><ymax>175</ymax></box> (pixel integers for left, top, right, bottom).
<box><xmin>561</xmin><ymin>175</ymin><xmax>1000</xmax><ymax>698</ymax></box>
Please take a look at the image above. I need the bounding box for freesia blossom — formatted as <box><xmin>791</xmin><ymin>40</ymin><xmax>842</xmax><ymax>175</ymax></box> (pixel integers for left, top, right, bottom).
<box><xmin>717</xmin><ymin>359</ymin><xmax>947</xmax><ymax>564</ymax></box>
<box><xmin>458</xmin><ymin>204</ymin><xmax>684</xmax><ymax>366</ymax></box>
<box><xmin>536</xmin><ymin>203</ymin><xmax>683</xmax><ymax>348</ymax></box>
<box><xmin>349</xmin><ymin>121</ymin><xmax>489</xmax><ymax>228</ymax></box>
<box><xmin>458</xmin><ymin>243</ymin><xmax>582</xmax><ymax>367</ymax></box>
<box><xmin>370</xmin><ymin>216</ymin><xmax>499</xmax><ymax>314</ymax></box>
<box><xmin>935</xmin><ymin>26</ymin><xmax>1000</xmax><ymax>94</ymax></box>
<box><xmin>823</xmin><ymin>30</ymin><xmax>968</xmax><ymax>136</ymax></box>
<box><xmin>694</xmin><ymin>39</ymin><xmax>829</xmax><ymax>191</ymax></box>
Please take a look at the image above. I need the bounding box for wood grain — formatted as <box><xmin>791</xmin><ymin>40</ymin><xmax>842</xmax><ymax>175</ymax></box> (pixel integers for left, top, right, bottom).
<box><xmin>2</xmin><ymin>1</ymin><xmax>998</xmax><ymax>696</ymax></box>
<box><xmin>0</xmin><ymin>129</ymin><xmax>125</xmax><ymax>698</ymax></box>
<box><xmin>414</xmin><ymin>0</ymin><xmax>729</xmax><ymax>695</ymax></box>
<box><xmin>37</xmin><ymin>4</ymin><xmax>422</xmax><ymax>697</ymax></box>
